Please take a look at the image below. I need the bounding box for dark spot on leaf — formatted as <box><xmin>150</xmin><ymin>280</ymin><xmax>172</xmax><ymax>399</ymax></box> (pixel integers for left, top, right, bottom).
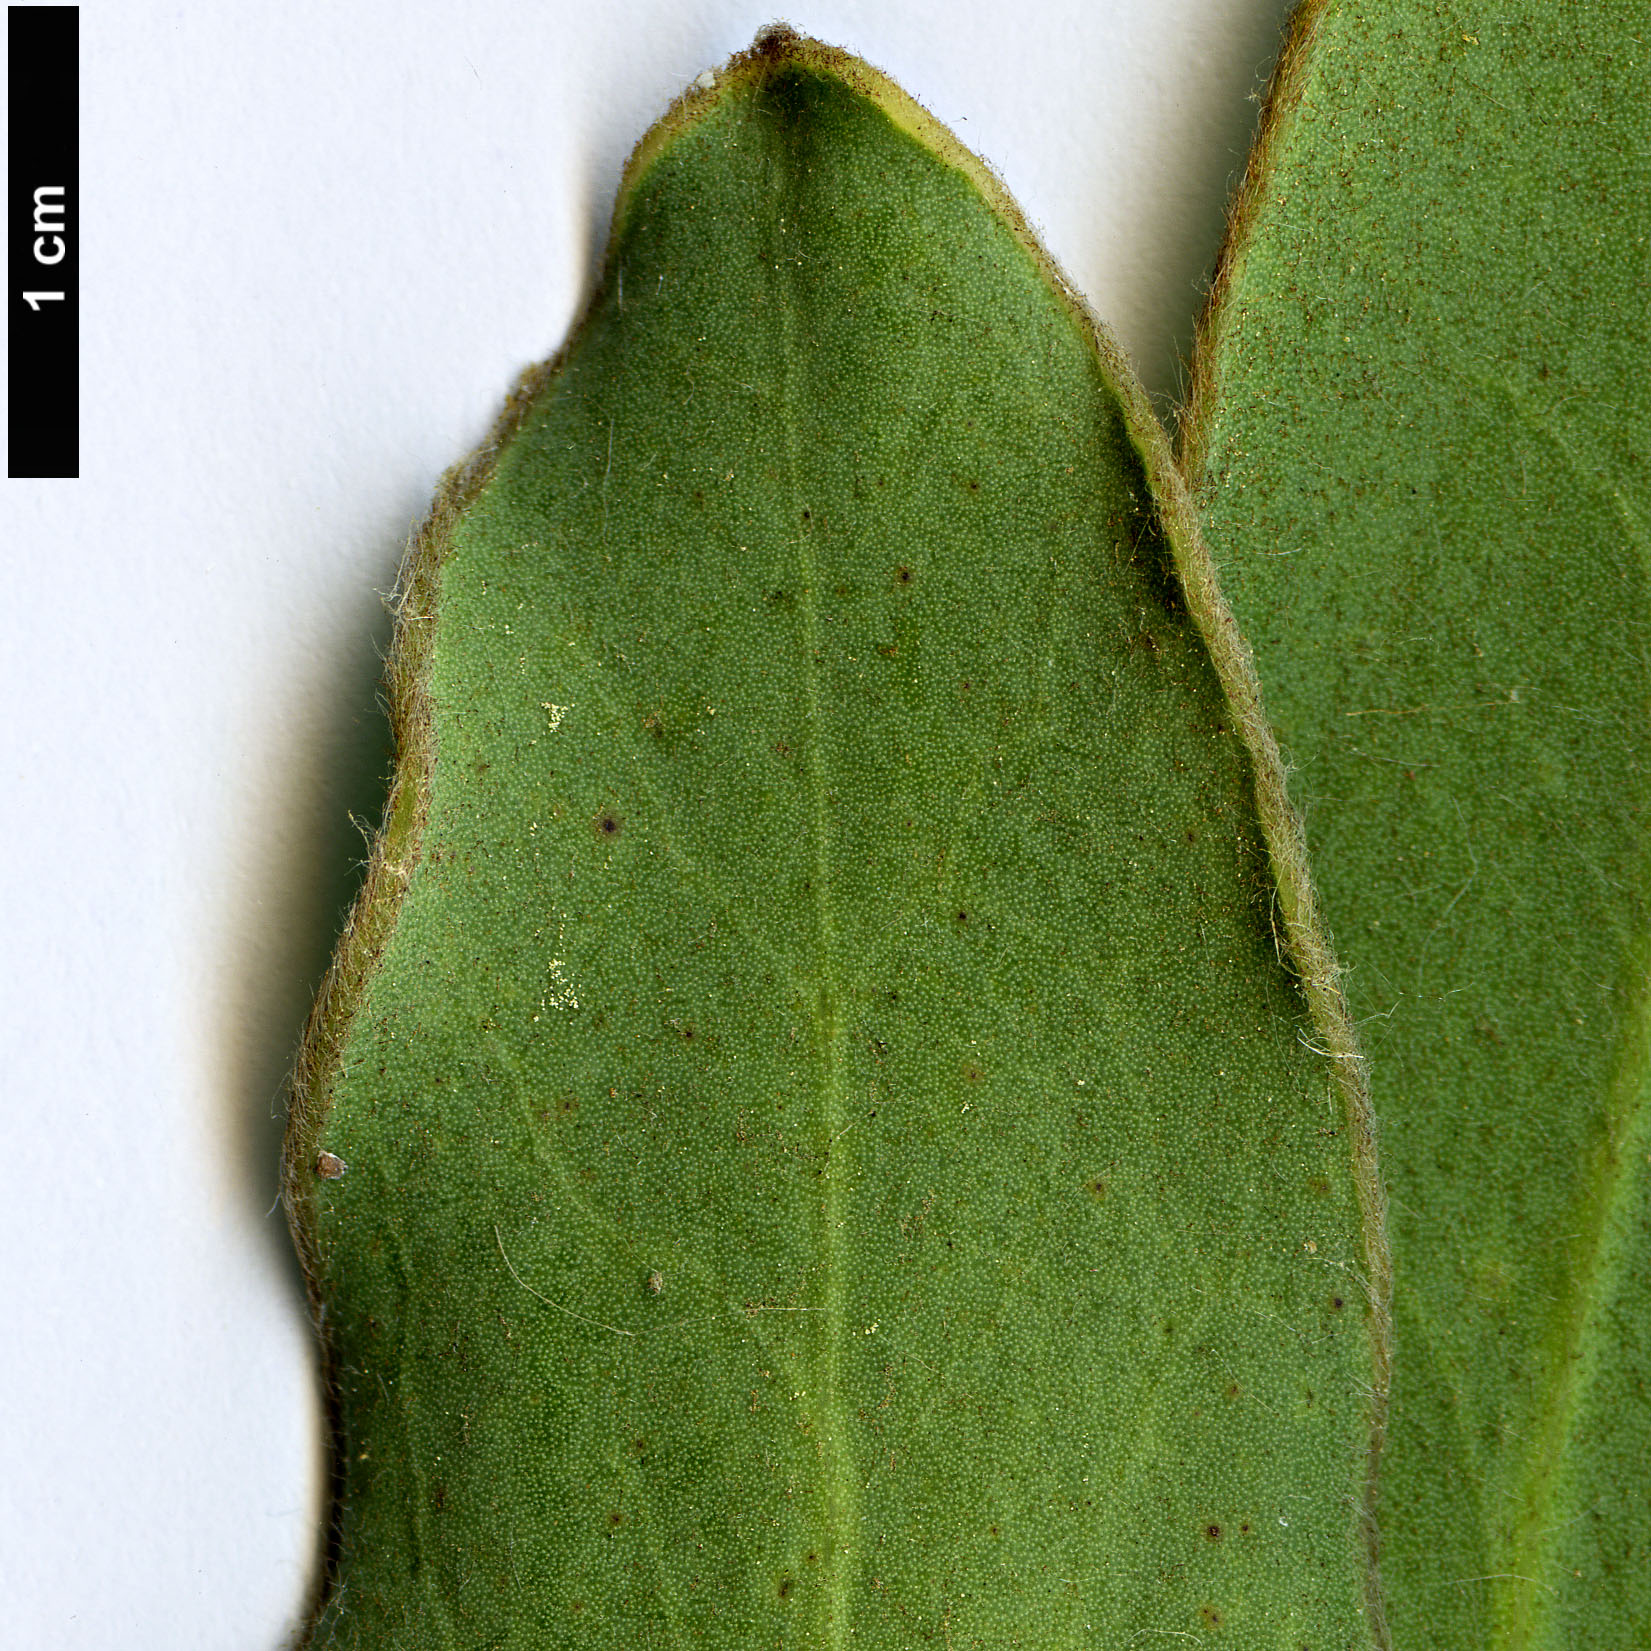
<box><xmin>570</xmin><ymin>1600</ymin><xmax>584</xmax><ymax>1614</ymax></box>
<box><xmin>1199</xmin><ymin>1603</ymin><xmax>1223</xmax><ymax>1629</ymax></box>
<box><xmin>595</xmin><ymin>810</ymin><xmax>623</xmax><ymax>839</ymax></box>
<box><xmin>964</xmin><ymin>1062</ymin><xmax>983</xmax><ymax>1084</ymax></box>
<box><xmin>1305</xmin><ymin>1173</ymin><xmax>1330</xmax><ymax>1197</ymax></box>
<box><xmin>432</xmin><ymin>1484</ymin><xmax>447</xmax><ymax>1513</ymax></box>
<box><xmin>1331</xmin><ymin>1296</ymin><xmax>1345</xmax><ymax>1311</ymax></box>
<box><xmin>1088</xmin><ymin>1178</ymin><xmax>1109</xmax><ymax>1200</ymax></box>
<box><xmin>1225</xmin><ymin>1383</ymin><xmax>1241</xmax><ymax>1400</ymax></box>
<box><xmin>956</xmin><ymin>910</ymin><xmax>968</xmax><ymax>923</ymax></box>
<box><xmin>778</xmin><ymin>1577</ymin><xmax>794</xmax><ymax>1599</ymax></box>
<box><xmin>609</xmin><ymin>1511</ymin><xmax>623</xmax><ymax>1527</ymax></box>
<box><xmin>896</xmin><ymin>565</ymin><xmax>912</xmax><ymax>584</ymax></box>
<box><xmin>806</xmin><ymin>1551</ymin><xmax>818</xmax><ymax>1564</ymax></box>
<box><xmin>753</xmin><ymin>22</ymin><xmax>801</xmax><ymax>59</ymax></box>
<box><xmin>1239</xmin><ymin>1522</ymin><xmax>1251</xmax><ymax>1534</ymax></box>
<box><xmin>1205</xmin><ymin>1523</ymin><xmax>1222</xmax><ymax>1541</ymax></box>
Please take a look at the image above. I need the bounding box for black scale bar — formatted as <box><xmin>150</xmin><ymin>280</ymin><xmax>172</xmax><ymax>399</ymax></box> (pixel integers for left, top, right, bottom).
<box><xmin>8</xmin><ymin>6</ymin><xmax>79</xmax><ymax>479</ymax></box>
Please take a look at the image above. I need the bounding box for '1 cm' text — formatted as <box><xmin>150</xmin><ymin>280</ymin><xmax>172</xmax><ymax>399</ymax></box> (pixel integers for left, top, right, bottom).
<box><xmin>22</xmin><ymin>186</ymin><xmax>67</xmax><ymax>311</ymax></box>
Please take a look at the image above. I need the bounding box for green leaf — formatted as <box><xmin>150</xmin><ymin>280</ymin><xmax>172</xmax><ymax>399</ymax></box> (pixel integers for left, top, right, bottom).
<box><xmin>288</xmin><ymin>30</ymin><xmax>1384</xmax><ymax>1649</ymax></box>
<box><xmin>1183</xmin><ymin>2</ymin><xmax>1651</xmax><ymax>1645</ymax></box>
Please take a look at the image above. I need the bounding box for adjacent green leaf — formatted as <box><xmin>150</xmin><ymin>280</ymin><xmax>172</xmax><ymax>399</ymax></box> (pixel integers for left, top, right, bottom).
<box><xmin>1184</xmin><ymin>3</ymin><xmax>1651</xmax><ymax>1645</ymax></box>
<box><xmin>288</xmin><ymin>32</ymin><xmax>1383</xmax><ymax>1648</ymax></box>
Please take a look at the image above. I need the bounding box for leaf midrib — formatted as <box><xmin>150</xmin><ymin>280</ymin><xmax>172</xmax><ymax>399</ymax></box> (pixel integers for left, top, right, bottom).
<box><xmin>1501</xmin><ymin>947</ymin><xmax>1651</xmax><ymax>1649</ymax></box>
<box><xmin>763</xmin><ymin>96</ymin><xmax>856</xmax><ymax>1646</ymax></box>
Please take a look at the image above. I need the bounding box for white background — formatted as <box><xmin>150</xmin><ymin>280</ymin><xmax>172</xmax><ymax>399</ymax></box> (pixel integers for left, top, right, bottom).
<box><xmin>1</xmin><ymin>1</ymin><xmax>1293</xmax><ymax>1644</ymax></box>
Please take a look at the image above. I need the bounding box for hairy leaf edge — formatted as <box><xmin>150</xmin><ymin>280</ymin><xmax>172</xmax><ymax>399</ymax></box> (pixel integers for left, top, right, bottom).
<box><xmin>1174</xmin><ymin>1</ymin><xmax>1394</xmax><ymax>1638</ymax></box>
